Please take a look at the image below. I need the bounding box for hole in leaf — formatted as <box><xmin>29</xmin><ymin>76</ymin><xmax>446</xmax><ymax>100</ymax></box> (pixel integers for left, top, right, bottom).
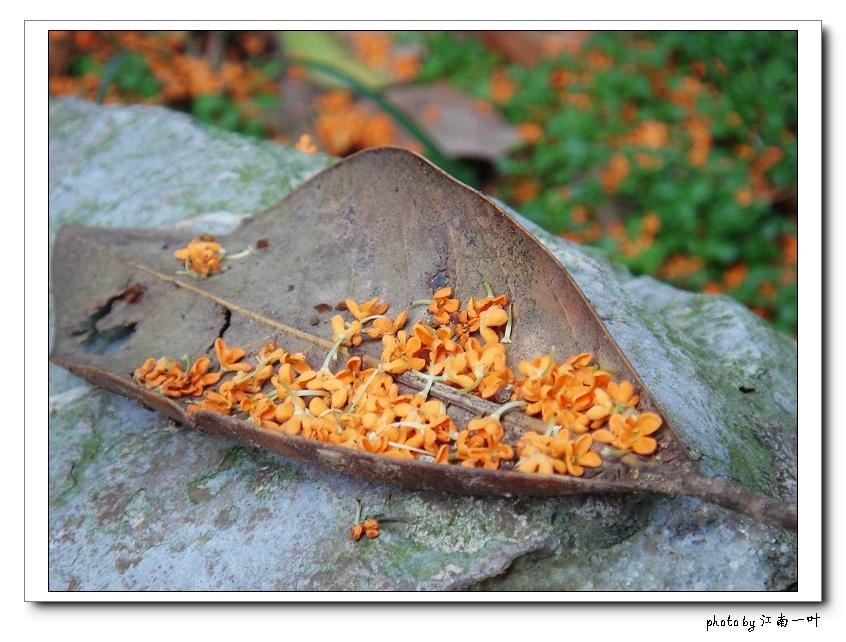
<box><xmin>73</xmin><ymin>283</ymin><xmax>144</xmax><ymax>354</ymax></box>
<box><xmin>426</xmin><ymin>268</ymin><xmax>450</xmax><ymax>291</ymax></box>
<box><xmin>83</xmin><ymin>322</ymin><xmax>138</xmax><ymax>355</ymax></box>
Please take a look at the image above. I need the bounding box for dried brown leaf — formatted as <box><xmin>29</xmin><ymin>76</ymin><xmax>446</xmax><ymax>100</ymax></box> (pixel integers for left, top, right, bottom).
<box><xmin>49</xmin><ymin>147</ymin><xmax>795</xmax><ymax>530</ymax></box>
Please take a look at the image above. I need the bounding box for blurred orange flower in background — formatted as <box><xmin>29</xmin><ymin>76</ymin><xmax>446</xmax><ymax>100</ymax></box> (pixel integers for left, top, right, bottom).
<box><xmin>601</xmin><ymin>153</ymin><xmax>630</xmax><ymax>193</ymax></box>
<box><xmin>490</xmin><ymin>68</ymin><xmax>517</xmax><ymax>103</ymax></box>
<box><xmin>629</xmin><ymin>120</ymin><xmax>669</xmax><ymax>149</ymax></box>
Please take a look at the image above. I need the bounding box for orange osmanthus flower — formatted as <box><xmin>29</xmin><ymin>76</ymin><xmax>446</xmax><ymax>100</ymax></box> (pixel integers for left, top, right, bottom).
<box><xmin>600</xmin><ymin>152</ymin><xmax>630</xmax><ymax>193</ymax></box>
<box><xmin>134</xmin><ymin>357</ymin><xmax>182</xmax><ymax>389</ymax></box>
<box><xmin>381</xmin><ymin>330</ymin><xmax>425</xmax><ymax>374</ymax></box>
<box><xmin>304</xmin><ymin>369</ymin><xmax>351</xmax><ymax>409</ymax></box>
<box><xmin>365</xmin><ymin>310</ymin><xmax>408</xmax><ymax>339</ymax></box>
<box><xmin>187</xmin><ymin>390</ymin><xmax>232</xmax><ymax>417</ymax></box>
<box><xmin>517</xmin><ymin>122</ymin><xmax>543</xmax><ymax>144</ymax></box>
<box><xmin>490</xmin><ymin>68</ymin><xmax>517</xmax><ymax>103</ymax></box>
<box><xmin>135</xmin><ymin>355</ymin><xmax>220</xmax><ymax>399</ymax></box>
<box><xmin>214</xmin><ymin>337</ymin><xmax>252</xmax><ymax>373</ymax></box>
<box><xmin>515</xmin><ymin>431</ymin><xmax>601</xmax><ymax>476</ymax></box>
<box><xmin>515</xmin><ymin>433</ymin><xmax>566</xmax><ymax>474</ymax></box>
<box><xmin>593</xmin><ymin>412</ymin><xmax>662</xmax><ymax>455</ymax></box>
<box><xmin>295</xmin><ymin>133</ymin><xmax>318</xmax><ymax>154</ymax></box>
<box><xmin>585</xmin><ymin>380</ymin><xmax>638</xmax><ymax>424</ymax></box>
<box><xmin>179</xmin><ymin>356</ymin><xmax>222</xmax><ymax>396</ymax></box>
<box><xmin>350</xmin><ymin>516</ymin><xmax>380</xmax><ymax>540</ymax></box>
<box><xmin>478</xmin><ymin>305</ymin><xmax>508</xmax><ymax>344</ymax></box>
<box><xmin>174</xmin><ymin>237</ymin><xmax>224</xmax><ymax>278</ymax></box>
<box><xmin>428</xmin><ymin>287</ymin><xmax>460</xmax><ymax>324</ymax></box>
<box><xmin>557</xmin><ymin>433</ymin><xmax>602</xmax><ymax>476</ymax></box>
<box><xmin>346</xmin><ymin>297</ymin><xmax>389</xmax><ymax>321</ymax></box>
<box><xmin>362</xmin><ymin>518</ymin><xmax>380</xmax><ymax>537</ymax></box>
<box><xmin>455</xmin><ymin>416</ymin><xmax>514</xmax><ymax>469</ymax></box>
<box><xmin>331</xmin><ymin>315</ymin><xmax>363</xmax><ymax>347</ymax></box>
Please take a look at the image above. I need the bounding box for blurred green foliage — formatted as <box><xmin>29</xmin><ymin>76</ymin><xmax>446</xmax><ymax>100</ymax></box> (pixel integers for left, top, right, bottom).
<box><xmin>416</xmin><ymin>31</ymin><xmax>798</xmax><ymax>333</ymax></box>
<box><xmin>72</xmin><ymin>51</ymin><xmax>162</xmax><ymax>100</ymax></box>
<box><xmin>49</xmin><ymin>30</ymin><xmax>798</xmax><ymax>333</ymax></box>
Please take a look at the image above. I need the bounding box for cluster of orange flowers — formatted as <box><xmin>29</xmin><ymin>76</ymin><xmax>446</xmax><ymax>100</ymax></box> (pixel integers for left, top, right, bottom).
<box><xmin>659</xmin><ymin>253</ymin><xmax>705</xmax><ymax>281</ymax></box>
<box><xmin>312</xmin><ymin>90</ymin><xmax>398</xmax><ymax>157</ymax></box>
<box><xmin>134</xmin><ymin>355</ymin><xmax>221</xmax><ymax>398</ymax></box>
<box><xmin>49</xmin><ymin>31</ymin><xmax>276</xmax><ymax>105</ymax></box>
<box><xmin>133</xmin><ymin>282</ymin><xmax>663</xmax><ymax>478</ymax></box>
<box><xmin>349</xmin><ymin>499</ymin><xmax>381</xmax><ymax>541</ymax></box>
<box><xmin>173</xmin><ymin>236</ymin><xmax>225</xmax><ymax>278</ymax></box>
<box><xmin>348</xmin><ymin>31</ymin><xmax>420</xmax><ymax>81</ymax></box>
<box><xmin>511</xmin><ymin>353</ymin><xmax>662</xmax><ymax>461</ymax></box>
<box><xmin>350</xmin><ymin>518</ymin><xmax>380</xmax><ymax>540</ymax></box>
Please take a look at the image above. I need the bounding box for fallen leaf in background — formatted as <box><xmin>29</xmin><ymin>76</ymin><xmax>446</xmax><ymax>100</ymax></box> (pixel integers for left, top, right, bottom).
<box><xmin>385</xmin><ymin>82</ymin><xmax>521</xmax><ymax>160</ymax></box>
<box><xmin>480</xmin><ymin>31</ymin><xmax>590</xmax><ymax>66</ymax></box>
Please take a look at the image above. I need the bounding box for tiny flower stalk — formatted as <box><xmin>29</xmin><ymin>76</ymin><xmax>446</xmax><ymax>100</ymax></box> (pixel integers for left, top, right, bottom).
<box><xmin>276</xmin><ymin>378</ymin><xmax>330</xmax><ymax>401</ymax></box>
<box><xmin>388</xmin><ymin>421</ymin><xmax>428</xmax><ymax>432</ymax></box>
<box><xmin>457</xmin><ymin>372</ymin><xmax>484</xmax><ymax>394</ymax></box>
<box><xmin>321</xmin><ymin>333</ymin><xmax>349</xmax><ymax>371</ymax></box>
<box><xmin>296</xmin><ymin>390</ymin><xmax>331</xmax><ymax>399</ymax></box>
<box><xmin>491</xmin><ymin>399</ymin><xmax>528</xmax><ymax>420</ymax></box>
<box><xmin>500</xmin><ymin>303</ymin><xmax>514</xmax><ymax>344</ymax></box>
<box><xmin>176</xmin><ymin>260</ymin><xmax>209</xmax><ymax>281</ymax></box>
<box><xmin>418</xmin><ymin>370</ymin><xmax>447</xmax><ymax>398</ymax></box>
<box><xmin>359</xmin><ymin>314</ymin><xmax>389</xmax><ymax>324</ymax></box>
<box><xmin>221</xmin><ymin>246</ymin><xmax>255</xmax><ymax>260</ymax></box>
<box><xmin>346</xmin><ymin>366</ymin><xmax>383</xmax><ymax>413</ymax></box>
<box><xmin>599</xmin><ymin>445</ymin><xmax>632</xmax><ymax>460</ymax></box>
<box><xmin>386</xmin><ymin>441</ymin><xmax>432</xmax><ymax>457</ymax></box>
<box><xmin>274</xmin><ymin>378</ymin><xmax>297</xmax><ymax>400</ymax></box>
<box><xmin>614</xmin><ymin>402</ymin><xmax>638</xmax><ymax>416</ymax></box>
<box><xmin>324</xmin><ymin>316</ymin><xmax>362</xmax><ymax>370</ymax></box>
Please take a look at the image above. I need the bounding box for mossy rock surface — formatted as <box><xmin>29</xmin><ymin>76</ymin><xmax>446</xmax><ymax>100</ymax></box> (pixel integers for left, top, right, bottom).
<box><xmin>48</xmin><ymin>98</ymin><xmax>797</xmax><ymax>590</ymax></box>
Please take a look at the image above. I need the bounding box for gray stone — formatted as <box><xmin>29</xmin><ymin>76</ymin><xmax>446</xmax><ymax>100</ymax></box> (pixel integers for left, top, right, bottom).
<box><xmin>48</xmin><ymin>98</ymin><xmax>797</xmax><ymax>591</ymax></box>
